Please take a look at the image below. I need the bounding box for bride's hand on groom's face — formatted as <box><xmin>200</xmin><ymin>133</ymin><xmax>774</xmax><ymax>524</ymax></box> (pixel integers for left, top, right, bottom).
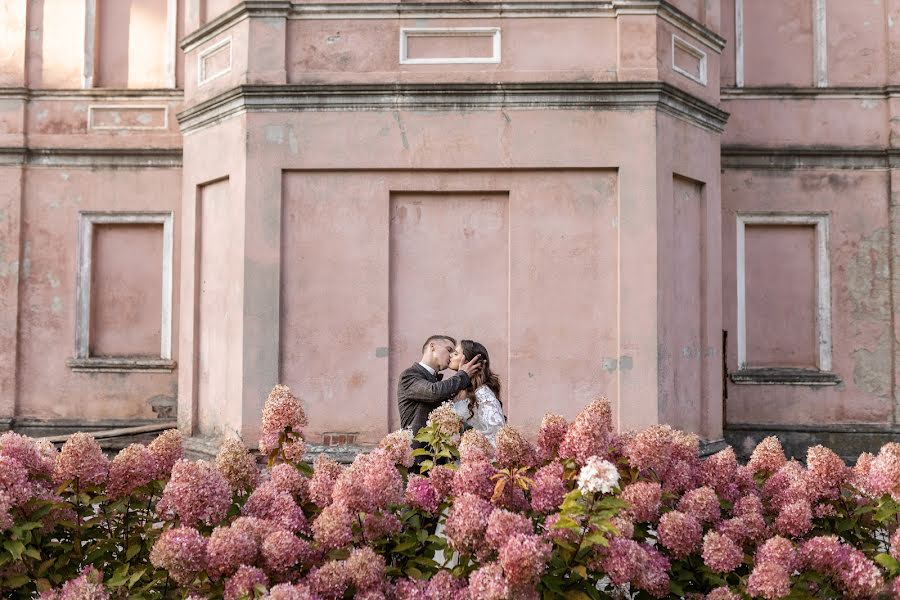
<box><xmin>459</xmin><ymin>354</ymin><xmax>483</xmax><ymax>377</ymax></box>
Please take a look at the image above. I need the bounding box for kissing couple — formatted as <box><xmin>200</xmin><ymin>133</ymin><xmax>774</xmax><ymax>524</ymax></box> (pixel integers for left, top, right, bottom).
<box><xmin>397</xmin><ymin>335</ymin><xmax>506</xmax><ymax>467</ymax></box>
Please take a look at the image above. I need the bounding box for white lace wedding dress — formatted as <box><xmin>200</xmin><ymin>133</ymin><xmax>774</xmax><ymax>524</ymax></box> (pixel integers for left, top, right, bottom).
<box><xmin>452</xmin><ymin>385</ymin><xmax>506</xmax><ymax>445</ymax></box>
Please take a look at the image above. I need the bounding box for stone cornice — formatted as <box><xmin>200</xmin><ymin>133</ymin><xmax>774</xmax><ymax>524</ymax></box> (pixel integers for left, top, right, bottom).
<box><xmin>181</xmin><ymin>0</ymin><xmax>725</xmax><ymax>53</ymax></box>
<box><xmin>723</xmin><ymin>86</ymin><xmax>900</xmax><ymax>100</ymax></box>
<box><xmin>722</xmin><ymin>146</ymin><xmax>900</xmax><ymax>170</ymax></box>
<box><xmin>0</xmin><ymin>87</ymin><xmax>183</xmax><ymax>101</ymax></box>
<box><xmin>0</xmin><ymin>147</ymin><xmax>182</xmax><ymax>168</ymax></box>
<box><xmin>177</xmin><ymin>82</ymin><xmax>729</xmax><ymax>134</ymax></box>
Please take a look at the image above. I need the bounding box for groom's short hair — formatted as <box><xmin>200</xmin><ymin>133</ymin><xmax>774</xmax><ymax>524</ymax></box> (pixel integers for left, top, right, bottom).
<box><xmin>422</xmin><ymin>334</ymin><xmax>456</xmax><ymax>352</ymax></box>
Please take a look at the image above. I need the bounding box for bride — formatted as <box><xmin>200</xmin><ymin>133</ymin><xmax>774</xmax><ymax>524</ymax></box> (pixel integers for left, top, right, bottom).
<box><xmin>447</xmin><ymin>339</ymin><xmax>505</xmax><ymax>446</ymax></box>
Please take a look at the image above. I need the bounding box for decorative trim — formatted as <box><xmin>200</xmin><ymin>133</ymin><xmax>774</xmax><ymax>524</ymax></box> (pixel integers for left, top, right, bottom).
<box><xmin>198</xmin><ymin>37</ymin><xmax>233</xmax><ymax>86</ymax></box>
<box><xmin>180</xmin><ymin>1</ymin><xmax>726</xmax><ymax>53</ymax></box>
<box><xmin>671</xmin><ymin>34</ymin><xmax>707</xmax><ymax>86</ymax></box>
<box><xmin>722</xmin><ymin>147</ymin><xmax>894</xmax><ymax>170</ymax></box>
<box><xmin>23</xmin><ymin>89</ymin><xmax>184</xmax><ymax>99</ymax></box>
<box><xmin>176</xmin><ymin>82</ymin><xmax>731</xmax><ymax>134</ymax></box>
<box><xmin>730</xmin><ymin>368</ymin><xmax>841</xmax><ymax>386</ymax></box>
<box><xmin>399</xmin><ymin>27</ymin><xmax>501</xmax><ymax>65</ymax></box>
<box><xmin>74</xmin><ymin>211</ymin><xmax>175</xmax><ymax>363</ymax></box>
<box><xmin>66</xmin><ymin>357</ymin><xmax>177</xmax><ymax>373</ymax></box>
<box><xmin>814</xmin><ymin>0</ymin><xmax>827</xmax><ymax>88</ymax></box>
<box><xmin>166</xmin><ymin>0</ymin><xmax>178</xmax><ymax>88</ymax></box>
<box><xmin>0</xmin><ymin>148</ymin><xmax>182</xmax><ymax>168</ymax></box>
<box><xmin>735</xmin><ymin>213</ymin><xmax>831</xmax><ymax>372</ymax></box>
<box><xmin>87</xmin><ymin>105</ymin><xmax>170</xmax><ymax>130</ymax></box>
<box><xmin>734</xmin><ymin>0</ymin><xmax>743</xmax><ymax>87</ymax></box>
<box><xmin>83</xmin><ymin>0</ymin><xmax>97</xmax><ymax>88</ymax></box>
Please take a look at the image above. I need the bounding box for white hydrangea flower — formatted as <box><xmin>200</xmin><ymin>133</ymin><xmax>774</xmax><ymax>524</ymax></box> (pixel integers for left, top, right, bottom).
<box><xmin>576</xmin><ymin>456</ymin><xmax>620</xmax><ymax>495</ymax></box>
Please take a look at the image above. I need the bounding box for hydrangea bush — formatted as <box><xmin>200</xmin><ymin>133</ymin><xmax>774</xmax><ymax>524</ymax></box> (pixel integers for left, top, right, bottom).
<box><xmin>2</xmin><ymin>385</ymin><xmax>900</xmax><ymax>598</ymax></box>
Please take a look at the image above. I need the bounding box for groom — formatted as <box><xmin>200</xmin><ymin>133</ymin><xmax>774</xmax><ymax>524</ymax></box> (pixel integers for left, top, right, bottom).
<box><xmin>398</xmin><ymin>334</ymin><xmax>481</xmax><ymax>467</ymax></box>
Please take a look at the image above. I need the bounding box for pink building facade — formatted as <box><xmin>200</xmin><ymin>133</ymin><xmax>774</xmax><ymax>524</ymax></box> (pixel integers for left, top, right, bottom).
<box><xmin>0</xmin><ymin>0</ymin><xmax>895</xmax><ymax>459</ymax></box>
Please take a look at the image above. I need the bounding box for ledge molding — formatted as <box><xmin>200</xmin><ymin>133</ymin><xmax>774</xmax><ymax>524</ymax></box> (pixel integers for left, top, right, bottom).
<box><xmin>66</xmin><ymin>357</ymin><xmax>177</xmax><ymax>373</ymax></box>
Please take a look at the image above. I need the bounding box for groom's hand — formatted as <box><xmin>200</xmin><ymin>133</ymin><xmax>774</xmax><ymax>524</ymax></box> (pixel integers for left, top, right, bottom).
<box><xmin>459</xmin><ymin>354</ymin><xmax>483</xmax><ymax>377</ymax></box>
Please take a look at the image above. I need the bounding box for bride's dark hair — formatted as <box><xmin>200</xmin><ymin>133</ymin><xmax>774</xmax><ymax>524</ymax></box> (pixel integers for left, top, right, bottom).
<box><xmin>461</xmin><ymin>339</ymin><xmax>502</xmax><ymax>419</ymax></box>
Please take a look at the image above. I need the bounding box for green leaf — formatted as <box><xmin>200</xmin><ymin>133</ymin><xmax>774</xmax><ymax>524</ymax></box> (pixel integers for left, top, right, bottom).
<box><xmin>552</xmin><ymin>516</ymin><xmax>580</xmax><ymax>530</ymax></box>
<box><xmin>583</xmin><ymin>531</ymin><xmax>609</xmax><ymax>547</ymax></box>
<box><xmin>107</xmin><ymin>564</ymin><xmax>130</xmax><ymax>587</ymax></box>
<box><xmin>411</xmin><ymin>449</ymin><xmax>432</xmax><ymax>457</ymax></box>
<box><xmin>875</xmin><ymin>553</ymin><xmax>900</xmax><ymax>573</ymax></box>
<box><xmin>405</xmin><ymin>566</ymin><xmax>424</xmax><ymax>579</ymax></box>
<box><xmin>23</xmin><ymin>546</ymin><xmax>41</xmax><ymax>560</ymax></box>
<box><xmin>126</xmin><ymin>543</ymin><xmax>141</xmax><ymax>561</ymax></box>
<box><xmin>393</xmin><ymin>540</ymin><xmax>417</xmax><ymax>553</ymax></box>
<box><xmin>3</xmin><ymin>540</ymin><xmax>24</xmax><ymax>560</ymax></box>
<box><xmin>127</xmin><ymin>568</ymin><xmax>147</xmax><ymax>588</ymax></box>
<box><xmin>3</xmin><ymin>574</ymin><xmax>29</xmax><ymax>588</ymax></box>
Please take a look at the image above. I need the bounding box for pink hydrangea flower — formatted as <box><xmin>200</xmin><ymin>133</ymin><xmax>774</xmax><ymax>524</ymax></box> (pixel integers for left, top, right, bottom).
<box><xmin>601</xmin><ymin>537</ymin><xmax>644</xmax><ymax>585</ymax></box>
<box><xmin>496</xmin><ymin>426</ymin><xmax>535</xmax><ymax>468</ymax></box>
<box><xmin>216</xmin><ymin>437</ymin><xmax>260</xmax><ymax>493</ymax></box>
<box><xmin>452</xmin><ymin>456</ymin><xmax>495</xmax><ymax>501</ymax></box>
<box><xmin>308</xmin><ymin>454</ymin><xmax>343</xmax><ymax>507</ymax></box>
<box><xmin>774</xmin><ymin>500</ymin><xmax>812</xmax><ymax>538</ymax></box>
<box><xmin>805</xmin><ymin>445</ymin><xmax>846</xmax><ymax>501</ymax></box>
<box><xmin>149</xmin><ymin>526</ymin><xmax>207</xmax><ymax>585</ymax></box>
<box><xmin>269</xmin><ymin>463</ymin><xmax>309</xmax><ymax>501</ymax></box>
<box><xmin>0</xmin><ymin>431</ymin><xmax>55</xmax><ymax>480</ymax></box>
<box><xmin>678</xmin><ymin>486</ymin><xmax>721</xmax><ymax>524</ymax></box>
<box><xmin>147</xmin><ymin>429</ymin><xmax>184</xmax><ymax>479</ymax></box>
<box><xmin>378</xmin><ymin>429</ymin><xmax>414</xmax><ymax>468</ymax></box>
<box><xmin>306</xmin><ymin>561</ymin><xmax>350</xmax><ymax>600</ymax></box>
<box><xmin>0</xmin><ymin>492</ymin><xmax>12</xmax><ymax>531</ymax></box>
<box><xmin>243</xmin><ymin>480</ymin><xmax>308</xmax><ymax>533</ymax></box>
<box><xmin>498</xmin><ymin>533</ymin><xmax>551</xmax><ymax>586</ymax></box>
<box><xmin>756</xmin><ymin>536</ymin><xmax>797</xmax><ymax>571</ymax></box>
<box><xmin>748</xmin><ymin>436</ymin><xmax>787</xmax><ymax>475</ymax></box>
<box><xmin>459</xmin><ymin>429</ymin><xmax>495</xmax><ymax>463</ymax></box>
<box><xmin>657</xmin><ymin>510</ymin><xmax>702</xmax><ymax>558</ymax></box>
<box><xmin>529</xmin><ymin>462</ymin><xmax>566</xmax><ymax>514</ymax></box>
<box><xmin>706</xmin><ymin>587</ymin><xmax>740</xmax><ymax>600</ymax></box>
<box><xmin>866</xmin><ymin>443</ymin><xmax>900</xmax><ymax>498</ymax></box>
<box><xmin>700</xmin><ymin>447</ymin><xmax>739</xmax><ymax>500</ymax></box>
<box><xmin>610</xmin><ymin>516</ymin><xmax>634</xmax><ymax>539</ymax></box>
<box><xmin>717</xmin><ymin>512</ymin><xmax>768</xmax><ymax>546</ymax></box>
<box><xmin>558</xmin><ymin>398</ymin><xmax>616</xmax><ymax>464</ymax></box>
<box><xmin>265</xmin><ymin>583</ymin><xmax>319</xmax><ymax>600</ymax></box>
<box><xmin>426</xmin><ymin>570</ymin><xmax>467</xmax><ymax>600</ymax></box>
<box><xmin>427</xmin><ymin>402</ymin><xmax>462</xmax><ymax>438</ymax></box>
<box><xmin>224</xmin><ymin>565</ymin><xmax>268</xmax><ymax>600</ymax></box>
<box><xmin>312</xmin><ymin>501</ymin><xmax>354</xmax><ymax>549</ymax></box>
<box><xmin>428</xmin><ymin>464</ymin><xmax>455</xmax><ymax>499</ymax></box>
<box><xmin>851</xmin><ymin>452</ymin><xmax>875</xmax><ymax>492</ymax></box>
<box><xmin>543</xmin><ymin>512</ymin><xmax>579</xmax><ymax>545</ymax></box>
<box><xmin>625</xmin><ymin>426</ymin><xmax>699</xmax><ymax>495</ymax></box>
<box><xmin>621</xmin><ymin>481</ymin><xmax>662</xmax><ymax>523</ymax></box>
<box><xmin>746</xmin><ymin>561</ymin><xmax>792</xmax><ymax>600</ymax></box>
<box><xmin>485</xmin><ymin>508</ymin><xmax>533</xmax><ymax>552</ymax></box>
<box><xmin>51</xmin><ymin>567</ymin><xmax>110</xmax><ymax>600</ymax></box>
<box><xmin>156</xmin><ymin>459</ymin><xmax>231</xmax><ymax>527</ymax></box>
<box><xmin>0</xmin><ymin>456</ymin><xmax>31</xmax><ymax>506</ymax></box>
<box><xmin>891</xmin><ymin>528</ymin><xmax>900</xmax><ymax>561</ymax></box>
<box><xmin>701</xmin><ymin>532</ymin><xmax>743</xmax><ymax>573</ymax></box>
<box><xmin>637</xmin><ymin>544</ymin><xmax>671</xmax><ymax>598</ymax></box>
<box><xmin>345</xmin><ymin>547</ymin><xmax>385</xmax><ymax>592</ymax></box>
<box><xmin>261</xmin><ymin>385</ymin><xmax>308</xmax><ymax>437</ymax></box>
<box><xmin>468</xmin><ymin>563</ymin><xmax>510</xmax><ymax>600</ymax></box>
<box><xmin>361</xmin><ymin>510</ymin><xmax>402</xmax><ymax>541</ymax></box>
<box><xmin>536</xmin><ymin>414</ymin><xmax>568</xmax><ymax>461</ymax></box>
<box><xmin>262</xmin><ymin>529</ymin><xmax>312</xmax><ymax>573</ymax></box>
<box><xmin>732</xmin><ymin>494</ymin><xmax>764</xmax><ymax>517</ymax></box>
<box><xmin>444</xmin><ymin>492</ymin><xmax>492</xmax><ymax>556</ymax></box>
<box><xmin>106</xmin><ymin>443</ymin><xmax>158</xmax><ymax>499</ymax></box>
<box><xmin>839</xmin><ymin>548</ymin><xmax>883</xmax><ymax>598</ymax></box>
<box><xmin>763</xmin><ymin>461</ymin><xmax>809</xmax><ymax>507</ymax></box>
<box><xmin>331</xmin><ymin>449</ymin><xmax>402</xmax><ymax>514</ymax></box>
<box><xmin>405</xmin><ymin>475</ymin><xmax>439</xmax><ymax>513</ymax></box>
<box><xmin>54</xmin><ymin>432</ymin><xmax>109</xmax><ymax>486</ymax></box>
<box><xmin>206</xmin><ymin>524</ymin><xmax>258</xmax><ymax>578</ymax></box>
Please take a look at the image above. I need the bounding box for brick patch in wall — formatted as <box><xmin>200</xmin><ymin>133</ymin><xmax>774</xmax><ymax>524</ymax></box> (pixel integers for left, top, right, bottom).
<box><xmin>322</xmin><ymin>432</ymin><xmax>359</xmax><ymax>446</ymax></box>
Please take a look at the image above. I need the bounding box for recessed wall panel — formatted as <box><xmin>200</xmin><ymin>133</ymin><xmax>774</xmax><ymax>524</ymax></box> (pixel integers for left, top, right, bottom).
<box><xmin>388</xmin><ymin>192</ymin><xmax>510</xmax><ymax>430</ymax></box>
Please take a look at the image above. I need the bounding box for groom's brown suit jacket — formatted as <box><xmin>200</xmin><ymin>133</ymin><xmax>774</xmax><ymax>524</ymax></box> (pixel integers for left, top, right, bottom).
<box><xmin>397</xmin><ymin>363</ymin><xmax>471</xmax><ymax>437</ymax></box>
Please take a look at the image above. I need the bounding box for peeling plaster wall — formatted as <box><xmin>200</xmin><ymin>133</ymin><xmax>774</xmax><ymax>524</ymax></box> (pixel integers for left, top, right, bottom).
<box><xmin>722</xmin><ymin>169</ymin><xmax>893</xmax><ymax>425</ymax></box>
<box><xmin>16</xmin><ymin>168</ymin><xmax>181</xmax><ymax>422</ymax></box>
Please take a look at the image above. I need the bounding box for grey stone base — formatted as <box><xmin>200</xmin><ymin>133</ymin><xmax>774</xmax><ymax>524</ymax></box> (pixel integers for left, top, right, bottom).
<box><xmin>725</xmin><ymin>423</ymin><xmax>900</xmax><ymax>464</ymax></box>
<box><xmin>7</xmin><ymin>418</ymin><xmax>164</xmax><ymax>451</ymax></box>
